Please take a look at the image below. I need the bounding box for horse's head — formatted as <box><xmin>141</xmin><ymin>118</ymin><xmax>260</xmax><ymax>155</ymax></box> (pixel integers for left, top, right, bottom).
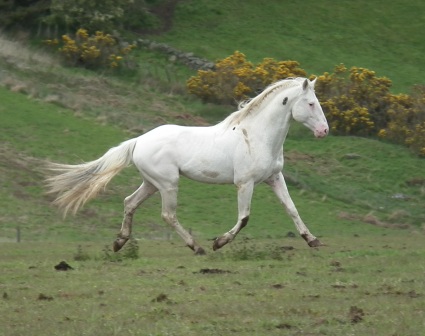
<box><xmin>292</xmin><ymin>78</ymin><xmax>329</xmax><ymax>138</ymax></box>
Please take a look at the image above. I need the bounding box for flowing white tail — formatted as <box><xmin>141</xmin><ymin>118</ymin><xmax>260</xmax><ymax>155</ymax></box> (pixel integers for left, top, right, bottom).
<box><xmin>46</xmin><ymin>138</ymin><xmax>137</xmax><ymax>216</ymax></box>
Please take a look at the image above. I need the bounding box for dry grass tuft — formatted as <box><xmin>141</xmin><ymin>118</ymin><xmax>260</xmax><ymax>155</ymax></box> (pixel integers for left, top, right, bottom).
<box><xmin>10</xmin><ymin>83</ymin><xmax>29</xmax><ymax>94</ymax></box>
<box><xmin>0</xmin><ymin>144</ymin><xmax>46</xmax><ymax>177</ymax></box>
<box><xmin>0</xmin><ymin>32</ymin><xmax>59</xmax><ymax>69</ymax></box>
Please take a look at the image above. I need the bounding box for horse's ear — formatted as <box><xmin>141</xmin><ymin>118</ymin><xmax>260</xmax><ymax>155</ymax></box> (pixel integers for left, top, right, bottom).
<box><xmin>311</xmin><ymin>77</ymin><xmax>317</xmax><ymax>86</ymax></box>
<box><xmin>302</xmin><ymin>78</ymin><xmax>309</xmax><ymax>91</ymax></box>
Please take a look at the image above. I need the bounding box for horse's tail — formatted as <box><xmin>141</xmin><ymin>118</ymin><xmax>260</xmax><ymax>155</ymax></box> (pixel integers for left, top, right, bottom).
<box><xmin>45</xmin><ymin>138</ymin><xmax>138</xmax><ymax>216</ymax></box>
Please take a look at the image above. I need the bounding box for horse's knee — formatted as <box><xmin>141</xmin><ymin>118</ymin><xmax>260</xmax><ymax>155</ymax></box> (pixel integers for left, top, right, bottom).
<box><xmin>161</xmin><ymin>212</ymin><xmax>176</xmax><ymax>226</ymax></box>
<box><xmin>161</xmin><ymin>212</ymin><xmax>169</xmax><ymax>222</ymax></box>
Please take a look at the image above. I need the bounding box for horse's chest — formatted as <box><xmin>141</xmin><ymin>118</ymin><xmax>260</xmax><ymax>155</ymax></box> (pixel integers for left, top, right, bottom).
<box><xmin>234</xmin><ymin>147</ymin><xmax>282</xmax><ymax>182</ymax></box>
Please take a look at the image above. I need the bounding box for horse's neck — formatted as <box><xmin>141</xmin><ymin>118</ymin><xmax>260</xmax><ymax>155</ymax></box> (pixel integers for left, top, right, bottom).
<box><xmin>241</xmin><ymin>91</ymin><xmax>294</xmax><ymax>151</ymax></box>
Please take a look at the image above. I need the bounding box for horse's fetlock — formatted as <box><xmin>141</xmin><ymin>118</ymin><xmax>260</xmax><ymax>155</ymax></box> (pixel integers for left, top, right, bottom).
<box><xmin>113</xmin><ymin>236</ymin><xmax>129</xmax><ymax>252</ymax></box>
<box><xmin>124</xmin><ymin>206</ymin><xmax>135</xmax><ymax>215</ymax></box>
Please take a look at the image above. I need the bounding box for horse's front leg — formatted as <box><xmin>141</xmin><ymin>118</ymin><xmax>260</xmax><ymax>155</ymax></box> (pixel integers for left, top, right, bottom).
<box><xmin>213</xmin><ymin>181</ymin><xmax>254</xmax><ymax>250</ymax></box>
<box><xmin>265</xmin><ymin>172</ymin><xmax>323</xmax><ymax>247</ymax></box>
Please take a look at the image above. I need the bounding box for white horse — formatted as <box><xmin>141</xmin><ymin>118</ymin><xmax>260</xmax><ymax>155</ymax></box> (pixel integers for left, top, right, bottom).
<box><xmin>46</xmin><ymin>77</ymin><xmax>329</xmax><ymax>255</ymax></box>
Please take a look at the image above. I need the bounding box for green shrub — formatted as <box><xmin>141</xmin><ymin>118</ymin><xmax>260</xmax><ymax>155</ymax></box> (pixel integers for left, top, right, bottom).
<box><xmin>0</xmin><ymin>0</ymin><xmax>49</xmax><ymax>30</ymax></box>
<box><xmin>122</xmin><ymin>238</ymin><xmax>140</xmax><ymax>260</ymax></box>
<box><xmin>48</xmin><ymin>0</ymin><xmax>157</xmax><ymax>33</ymax></box>
<box><xmin>101</xmin><ymin>238</ymin><xmax>139</xmax><ymax>262</ymax></box>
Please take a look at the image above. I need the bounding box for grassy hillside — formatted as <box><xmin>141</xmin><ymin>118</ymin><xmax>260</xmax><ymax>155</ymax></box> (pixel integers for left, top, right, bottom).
<box><xmin>1</xmin><ymin>9</ymin><xmax>424</xmax><ymax>336</ymax></box>
<box><xmin>1</xmin><ymin>82</ymin><xmax>424</xmax><ymax>244</ymax></box>
<box><xmin>0</xmin><ymin>1</ymin><xmax>424</xmax><ymax>245</ymax></box>
<box><xmin>149</xmin><ymin>0</ymin><xmax>425</xmax><ymax>93</ymax></box>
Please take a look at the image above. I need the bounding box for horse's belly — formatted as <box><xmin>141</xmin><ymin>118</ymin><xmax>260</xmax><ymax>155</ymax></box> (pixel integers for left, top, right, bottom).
<box><xmin>179</xmin><ymin>152</ymin><xmax>235</xmax><ymax>184</ymax></box>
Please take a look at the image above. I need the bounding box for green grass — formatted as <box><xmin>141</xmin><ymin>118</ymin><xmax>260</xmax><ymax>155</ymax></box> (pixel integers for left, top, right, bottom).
<box><xmin>1</xmin><ymin>235</ymin><xmax>424</xmax><ymax>336</ymax></box>
<box><xmin>0</xmin><ymin>86</ymin><xmax>127</xmax><ymax>160</ymax></box>
<box><xmin>0</xmin><ymin>9</ymin><xmax>424</xmax><ymax>335</ymax></box>
<box><xmin>149</xmin><ymin>0</ymin><xmax>425</xmax><ymax>93</ymax></box>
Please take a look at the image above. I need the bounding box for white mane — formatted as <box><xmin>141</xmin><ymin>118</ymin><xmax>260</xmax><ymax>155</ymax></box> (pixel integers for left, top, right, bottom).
<box><xmin>222</xmin><ymin>77</ymin><xmax>306</xmax><ymax>127</ymax></box>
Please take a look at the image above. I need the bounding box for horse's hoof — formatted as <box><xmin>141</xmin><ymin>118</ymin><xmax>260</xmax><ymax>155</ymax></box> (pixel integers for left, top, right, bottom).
<box><xmin>308</xmin><ymin>238</ymin><xmax>323</xmax><ymax>247</ymax></box>
<box><xmin>301</xmin><ymin>234</ymin><xmax>324</xmax><ymax>248</ymax></box>
<box><xmin>195</xmin><ymin>247</ymin><xmax>206</xmax><ymax>255</ymax></box>
<box><xmin>212</xmin><ymin>236</ymin><xmax>229</xmax><ymax>251</ymax></box>
<box><xmin>113</xmin><ymin>237</ymin><xmax>129</xmax><ymax>252</ymax></box>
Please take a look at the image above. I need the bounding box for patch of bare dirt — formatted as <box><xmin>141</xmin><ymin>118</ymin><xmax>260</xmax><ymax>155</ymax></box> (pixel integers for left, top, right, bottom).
<box><xmin>197</xmin><ymin>268</ymin><xmax>232</xmax><ymax>274</ymax></box>
<box><xmin>349</xmin><ymin>306</ymin><xmax>365</xmax><ymax>324</ymax></box>
<box><xmin>54</xmin><ymin>261</ymin><xmax>74</xmax><ymax>271</ymax></box>
<box><xmin>375</xmin><ymin>284</ymin><xmax>422</xmax><ymax>298</ymax></box>
<box><xmin>338</xmin><ymin>211</ymin><xmax>411</xmax><ymax>229</ymax></box>
<box><xmin>275</xmin><ymin>322</ymin><xmax>293</xmax><ymax>329</ymax></box>
<box><xmin>37</xmin><ymin>293</ymin><xmax>54</xmax><ymax>301</ymax></box>
<box><xmin>285</xmin><ymin>151</ymin><xmax>315</xmax><ymax>163</ymax></box>
<box><xmin>406</xmin><ymin>177</ymin><xmax>425</xmax><ymax>186</ymax></box>
<box><xmin>151</xmin><ymin>293</ymin><xmax>174</xmax><ymax>304</ymax></box>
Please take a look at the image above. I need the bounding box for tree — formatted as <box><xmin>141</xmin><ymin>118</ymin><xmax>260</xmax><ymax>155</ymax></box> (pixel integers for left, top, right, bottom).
<box><xmin>48</xmin><ymin>0</ymin><xmax>159</xmax><ymax>33</ymax></box>
<box><xmin>0</xmin><ymin>0</ymin><xmax>50</xmax><ymax>30</ymax></box>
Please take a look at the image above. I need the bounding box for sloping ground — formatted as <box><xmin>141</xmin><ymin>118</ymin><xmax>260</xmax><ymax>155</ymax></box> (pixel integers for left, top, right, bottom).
<box><xmin>1</xmin><ymin>81</ymin><xmax>423</xmax><ymax>244</ymax></box>
<box><xmin>0</xmin><ymin>35</ymin><xmax>424</xmax><ymax>244</ymax></box>
<box><xmin>0</xmin><ymin>33</ymin><xmax>210</xmax><ymax>133</ymax></box>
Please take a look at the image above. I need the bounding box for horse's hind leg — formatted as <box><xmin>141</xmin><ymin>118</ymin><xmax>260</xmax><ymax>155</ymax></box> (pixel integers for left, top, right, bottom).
<box><xmin>113</xmin><ymin>181</ymin><xmax>158</xmax><ymax>252</ymax></box>
<box><xmin>160</xmin><ymin>187</ymin><xmax>206</xmax><ymax>255</ymax></box>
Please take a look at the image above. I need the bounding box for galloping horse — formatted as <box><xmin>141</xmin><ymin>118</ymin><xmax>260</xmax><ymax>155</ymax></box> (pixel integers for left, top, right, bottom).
<box><xmin>46</xmin><ymin>77</ymin><xmax>329</xmax><ymax>254</ymax></box>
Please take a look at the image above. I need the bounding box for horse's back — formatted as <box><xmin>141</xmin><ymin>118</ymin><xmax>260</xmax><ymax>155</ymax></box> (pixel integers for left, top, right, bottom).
<box><xmin>132</xmin><ymin>124</ymin><xmax>237</xmax><ymax>184</ymax></box>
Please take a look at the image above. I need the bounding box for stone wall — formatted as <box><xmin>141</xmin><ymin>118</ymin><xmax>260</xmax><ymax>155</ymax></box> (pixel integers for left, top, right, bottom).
<box><xmin>137</xmin><ymin>38</ymin><xmax>215</xmax><ymax>71</ymax></box>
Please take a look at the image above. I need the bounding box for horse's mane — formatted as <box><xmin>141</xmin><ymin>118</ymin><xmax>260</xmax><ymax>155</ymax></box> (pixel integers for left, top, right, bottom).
<box><xmin>221</xmin><ymin>77</ymin><xmax>305</xmax><ymax>127</ymax></box>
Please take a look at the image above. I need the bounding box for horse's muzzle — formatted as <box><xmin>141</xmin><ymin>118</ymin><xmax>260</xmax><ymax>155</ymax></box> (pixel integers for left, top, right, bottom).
<box><xmin>314</xmin><ymin>125</ymin><xmax>329</xmax><ymax>138</ymax></box>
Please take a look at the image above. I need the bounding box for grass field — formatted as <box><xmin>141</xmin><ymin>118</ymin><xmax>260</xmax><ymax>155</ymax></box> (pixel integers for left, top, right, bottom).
<box><xmin>0</xmin><ymin>3</ymin><xmax>424</xmax><ymax>335</ymax></box>
<box><xmin>1</xmin><ymin>62</ymin><xmax>424</xmax><ymax>336</ymax></box>
<box><xmin>1</xmin><ymin>234</ymin><xmax>424</xmax><ymax>336</ymax></box>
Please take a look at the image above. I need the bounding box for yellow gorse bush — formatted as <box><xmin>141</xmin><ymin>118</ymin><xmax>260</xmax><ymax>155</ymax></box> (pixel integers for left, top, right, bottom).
<box><xmin>314</xmin><ymin>65</ymin><xmax>392</xmax><ymax>136</ymax></box>
<box><xmin>44</xmin><ymin>29</ymin><xmax>136</xmax><ymax>69</ymax></box>
<box><xmin>379</xmin><ymin>86</ymin><xmax>425</xmax><ymax>156</ymax></box>
<box><xmin>315</xmin><ymin>65</ymin><xmax>425</xmax><ymax>155</ymax></box>
<box><xmin>187</xmin><ymin>51</ymin><xmax>306</xmax><ymax>104</ymax></box>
